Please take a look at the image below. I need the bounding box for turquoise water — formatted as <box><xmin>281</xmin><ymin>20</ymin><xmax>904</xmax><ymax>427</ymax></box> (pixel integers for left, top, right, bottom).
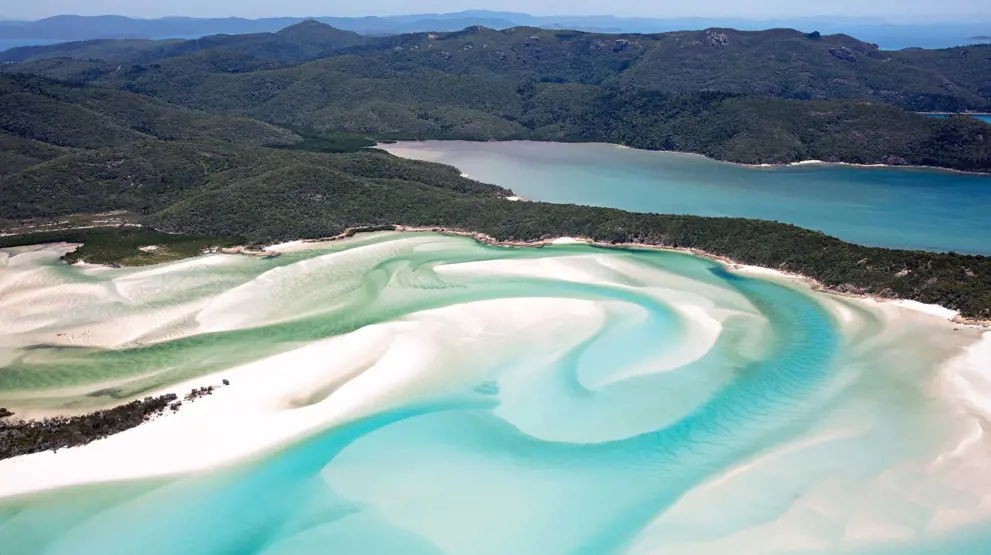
<box><xmin>925</xmin><ymin>113</ymin><xmax>991</xmax><ymax>123</ymax></box>
<box><xmin>383</xmin><ymin>141</ymin><xmax>991</xmax><ymax>254</ymax></box>
<box><xmin>1</xmin><ymin>234</ymin><xmax>989</xmax><ymax>554</ymax></box>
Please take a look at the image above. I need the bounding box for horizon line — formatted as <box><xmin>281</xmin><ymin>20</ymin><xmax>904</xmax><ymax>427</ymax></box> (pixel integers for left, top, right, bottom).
<box><xmin>4</xmin><ymin>11</ymin><xmax>991</xmax><ymax>24</ymax></box>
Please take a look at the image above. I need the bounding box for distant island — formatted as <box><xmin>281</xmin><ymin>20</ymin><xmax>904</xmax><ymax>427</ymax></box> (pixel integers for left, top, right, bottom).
<box><xmin>0</xmin><ymin>12</ymin><xmax>988</xmax><ymax>49</ymax></box>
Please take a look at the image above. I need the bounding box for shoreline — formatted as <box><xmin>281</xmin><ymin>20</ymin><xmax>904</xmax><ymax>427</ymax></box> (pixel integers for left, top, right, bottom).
<box><xmin>4</xmin><ymin>223</ymin><xmax>986</xmax><ymax>327</ymax></box>
<box><xmin>916</xmin><ymin>112</ymin><xmax>991</xmax><ymax>116</ymax></box>
<box><xmin>296</xmin><ymin>226</ymin><xmax>991</xmax><ymax>328</ymax></box>
<box><xmin>0</xmin><ymin>280</ymin><xmax>621</xmax><ymax>499</ymax></box>
<box><xmin>0</xmin><ymin>231</ymin><xmax>988</xmax><ymax>500</ymax></box>
<box><xmin>738</xmin><ymin>158</ymin><xmax>991</xmax><ymax>176</ymax></box>
<box><xmin>380</xmin><ymin>139</ymin><xmax>991</xmax><ymax>177</ymax></box>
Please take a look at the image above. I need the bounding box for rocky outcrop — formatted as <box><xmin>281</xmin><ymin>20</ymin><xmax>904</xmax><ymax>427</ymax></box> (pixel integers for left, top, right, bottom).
<box><xmin>706</xmin><ymin>30</ymin><xmax>729</xmax><ymax>47</ymax></box>
<box><xmin>829</xmin><ymin>47</ymin><xmax>857</xmax><ymax>62</ymax></box>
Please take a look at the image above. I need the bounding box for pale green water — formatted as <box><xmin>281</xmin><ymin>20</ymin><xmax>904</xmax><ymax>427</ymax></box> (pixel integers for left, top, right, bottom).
<box><xmin>382</xmin><ymin>141</ymin><xmax>991</xmax><ymax>254</ymax></box>
<box><xmin>1</xmin><ymin>233</ymin><xmax>989</xmax><ymax>554</ymax></box>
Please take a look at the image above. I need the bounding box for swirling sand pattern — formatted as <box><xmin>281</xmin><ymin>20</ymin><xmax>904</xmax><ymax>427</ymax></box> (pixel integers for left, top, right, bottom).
<box><xmin>0</xmin><ymin>233</ymin><xmax>989</xmax><ymax>554</ymax></box>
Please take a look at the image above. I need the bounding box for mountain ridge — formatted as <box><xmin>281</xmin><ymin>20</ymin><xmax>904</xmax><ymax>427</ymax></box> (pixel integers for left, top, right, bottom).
<box><xmin>3</xmin><ymin>23</ymin><xmax>989</xmax><ymax>172</ymax></box>
<box><xmin>2</xmin><ymin>12</ymin><xmax>989</xmax><ymax>49</ymax></box>
<box><xmin>5</xmin><ymin>24</ymin><xmax>988</xmax><ymax>112</ymax></box>
<box><xmin>0</xmin><ymin>20</ymin><xmax>365</xmax><ymax>64</ymax></box>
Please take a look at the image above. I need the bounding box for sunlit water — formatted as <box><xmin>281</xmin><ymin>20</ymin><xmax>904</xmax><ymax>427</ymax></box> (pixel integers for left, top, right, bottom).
<box><xmin>381</xmin><ymin>141</ymin><xmax>991</xmax><ymax>254</ymax></box>
<box><xmin>1</xmin><ymin>233</ymin><xmax>989</xmax><ymax>555</ymax></box>
<box><xmin>925</xmin><ymin>114</ymin><xmax>991</xmax><ymax>124</ymax></box>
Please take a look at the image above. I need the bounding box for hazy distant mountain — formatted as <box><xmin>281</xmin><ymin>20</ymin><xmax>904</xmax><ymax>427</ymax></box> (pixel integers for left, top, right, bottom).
<box><xmin>0</xmin><ymin>15</ymin><xmax>300</xmax><ymax>40</ymax></box>
<box><xmin>0</xmin><ymin>20</ymin><xmax>364</xmax><ymax>64</ymax></box>
<box><xmin>2</xmin><ymin>11</ymin><xmax>991</xmax><ymax>49</ymax></box>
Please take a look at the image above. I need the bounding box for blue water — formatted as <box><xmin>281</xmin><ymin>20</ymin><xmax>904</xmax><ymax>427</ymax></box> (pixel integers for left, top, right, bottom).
<box><xmin>386</xmin><ymin>141</ymin><xmax>991</xmax><ymax>254</ymax></box>
<box><xmin>1</xmin><ymin>234</ymin><xmax>989</xmax><ymax>554</ymax></box>
<box><xmin>924</xmin><ymin>113</ymin><xmax>991</xmax><ymax>124</ymax></box>
<box><xmin>0</xmin><ymin>39</ymin><xmax>63</xmax><ymax>52</ymax></box>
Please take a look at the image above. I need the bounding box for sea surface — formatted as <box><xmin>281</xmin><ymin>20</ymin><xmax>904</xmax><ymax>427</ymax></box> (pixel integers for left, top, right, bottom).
<box><xmin>1</xmin><ymin>233</ymin><xmax>989</xmax><ymax>554</ymax></box>
<box><xmin>925</xmin><ymin>113</ymin><xmax>991</xmax><ymax>124</ymax></box>
<box><xmin>382</xmin><ymin>141</ymin><xmax>991</xmax><ymax>254</ymax></box>
<box><xmin>0</xmin><ymin>39</ymin><xmax>63</xmax><ymax>52</ymax></box>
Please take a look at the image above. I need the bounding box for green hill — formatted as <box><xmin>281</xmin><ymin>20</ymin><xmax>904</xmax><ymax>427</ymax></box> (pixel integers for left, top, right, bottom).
<box><xmin>0</xmin><ymin>73</ymin><xmax>300</xmax><ymax>148</ymax></box>
<box><xmin>3</xmin><ymin>134</ymin><xmax>989</xmax><ymax>319</ymax></box>
<box><xmin>8</xmin><ymin>25</ymin><xmax>989</xmax><ymax>111</ymax></box>
<box><xmin>0</xmin><ymin>133</ymin><xmax>66</xmax><ymax>176</ymax></box>
<box><xmin>2</xmin><ymin>29</ymin><xmax>991</xmax><ymax>318</ymax></box>
<box><xmin>0</xmin><ymin>140</ymin><xmax>510</xmax><ymax>222</ymax></box>
<box><xmin>0</xmin><ymin>39</ymin><xmax>183</xmax><ymax>64</ymax></box>
<box><xmin>44</xmin><ymin>53</ymin><xmax>984</xmax><ymax>172</ymax></box>
<box><xmin>5</xmin><ymin>23</ymin><xmax>989</xmax><ymax>171</ymax></box>
<box><xmin>347</xmin><ymin>26</ymin><xmax>991</xmax><ymax>111</ymax></box>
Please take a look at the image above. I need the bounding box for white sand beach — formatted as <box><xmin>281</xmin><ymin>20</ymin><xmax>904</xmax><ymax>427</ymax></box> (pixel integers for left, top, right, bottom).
<box><xmin>0</xmin><ymin>294</ymin><xmax>606</xmax><ymax>499</ymax></box>
<box><xmin>1</xmin><ymin>235</ymin><xmax>988</xmax><ymax>520</ymax></box>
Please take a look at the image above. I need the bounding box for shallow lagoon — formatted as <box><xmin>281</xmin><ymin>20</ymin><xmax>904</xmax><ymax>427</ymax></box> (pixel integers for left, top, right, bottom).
<box><xmin>383</xmin><ymin>141</ymin><xmax>991</xmax><ymax>254</ymax></box>
<box><xmin>1</xmin><ymin>233</ymin><xmax>989</xmax><ymax>554</ymax></box>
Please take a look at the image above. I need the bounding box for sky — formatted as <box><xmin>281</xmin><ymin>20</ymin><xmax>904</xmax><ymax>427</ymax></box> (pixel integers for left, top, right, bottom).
<box><xmin>3</xmin><ymin>0</ymin><xmax>990</xmax><ymax>21</ymax></box>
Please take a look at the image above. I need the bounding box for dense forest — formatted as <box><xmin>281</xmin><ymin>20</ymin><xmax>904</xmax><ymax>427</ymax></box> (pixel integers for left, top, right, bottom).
<box><xmin>2</xmin><ymin>131</ymin><xmax>989</xmax><ymax>319</ymax></box>
<box><xmin>1</xmin><ymin>26</ymin><xmax>991</xmax><ymax>320</ymax></box>
<box><xmin>4</xmin><ymin>23</ymin><xmax>990</xmax><ymax>112</ymax></box>
<box><xmin>3</xmin><ymin>67</ymin><xmax>991</xmax><ymax>172</ymax></box>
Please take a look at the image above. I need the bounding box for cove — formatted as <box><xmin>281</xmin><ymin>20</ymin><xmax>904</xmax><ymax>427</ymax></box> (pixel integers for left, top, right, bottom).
<box><xmin>381</xmin><ymin>141</ymin><xmax>991</xmax><ymax>255</ymax></box>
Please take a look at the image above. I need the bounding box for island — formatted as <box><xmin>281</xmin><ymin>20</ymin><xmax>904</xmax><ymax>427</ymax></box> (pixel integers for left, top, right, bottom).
<box><xmin>1</xmin><ymin>20</ymin><xmax>991</xmax><ymax>457</ymax></box>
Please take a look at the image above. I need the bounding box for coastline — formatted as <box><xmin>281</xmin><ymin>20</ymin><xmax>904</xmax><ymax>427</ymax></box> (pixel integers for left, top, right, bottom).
<box><xmin>742</xmin><ymin>158</ymin><xmax>991</xmax><ymax>176</ymax></box>
<box><xmin>611</xmin><ymin>142</ymin><xmax>991</xmax><ymax>176</ymax></box>
<box><xmin>4</xmin><ymin>222</ymin><xmax>986</xmax><ymax>327</ymax></box>
<box><xmin>304</xmin><ymin>226</ymin><xmax>991</xmax><ymax>328</ymax></box>
<box><xmin>380</xmin><ymin>139</ymin><xmax>991</xmax><ymax>176</ymax></box>
<box><xmin>0</xmin><ymin>230</ymin><xmax>988</xmax><ymax>502</ymax></box>
<box><xmin>0</xmin><ymin>261</ymin><xmax>617</xmax><ymax>499</ymax></box>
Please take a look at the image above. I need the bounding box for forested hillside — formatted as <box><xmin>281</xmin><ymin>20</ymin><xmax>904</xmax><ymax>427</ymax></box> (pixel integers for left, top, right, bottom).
<box><xmin>2</xmin><ymin>24</ymin><xmax>991</xmax><ymax>318</ymax></box>
<box><xmin>6</xmin><ymin>23</ymin><xmax>990</xmax><ymax>111</ymax></box>
<box><xmin>4</xmin><ymin>22</ymin><xmax>989</xmax><ymax>171</ymax></box>
<box><xmin>0</xmin><ymin>74</ymin><xmax>300</xmax><ymax>149</ymax></box>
